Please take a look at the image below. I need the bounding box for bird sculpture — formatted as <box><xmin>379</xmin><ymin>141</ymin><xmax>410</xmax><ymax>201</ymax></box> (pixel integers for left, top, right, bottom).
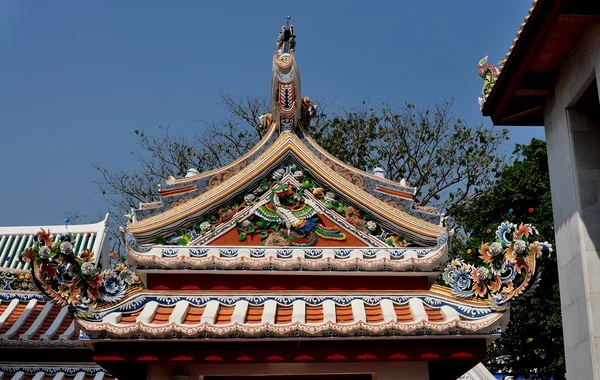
<box><xmin>255</xmin><ymin>184</ymin><xmax>346</xmax><ymax>246</ymax></box>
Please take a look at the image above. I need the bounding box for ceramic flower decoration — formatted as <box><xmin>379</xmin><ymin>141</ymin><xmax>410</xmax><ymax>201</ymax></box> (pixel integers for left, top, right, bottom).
<box><xmin>443</xmin><ymin>222</ymin><xmax>552</xmax><ymax>311</ymax></box>
<box><xmin>20</xmin><ymin>228</ymin><xmax>143</xmax><ymax>318</ymax></box>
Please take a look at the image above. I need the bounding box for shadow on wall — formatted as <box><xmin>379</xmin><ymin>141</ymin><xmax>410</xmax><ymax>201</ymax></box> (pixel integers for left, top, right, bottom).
<box><xmin>568</xmin><ymin>79</ymin><xmax>600</xmax><ymax>259</ymax></box>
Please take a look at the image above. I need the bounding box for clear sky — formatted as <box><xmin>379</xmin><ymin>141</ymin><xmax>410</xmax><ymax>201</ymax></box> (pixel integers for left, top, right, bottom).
<box><xmin>0</xmin><ymin>1</ymin><xmax>545</xmax><ymax>227</ymax></box>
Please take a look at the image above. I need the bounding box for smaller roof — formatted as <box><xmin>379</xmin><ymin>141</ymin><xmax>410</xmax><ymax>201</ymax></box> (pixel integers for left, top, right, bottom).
<box><xmin>0</xmin><ymin>292</ymin><xmax>80</xmax><ymax>347</ymax></box>
<box><xmin>481</xmin><ymin>0</ymin><xmax>600</xmax><ymax>125</ymax></box>
<box><xmin>0</xmin><ymin>215</ymin><xmax>110</xmax><ymax>271</ymax></box>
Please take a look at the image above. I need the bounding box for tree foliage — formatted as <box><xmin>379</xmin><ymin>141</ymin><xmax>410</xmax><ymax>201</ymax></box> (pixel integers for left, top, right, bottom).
<box><xmin>310</xmin><ymin>100</ymin><xmax>509</xmax><ymax>215</ymax></box>
<box><xmin>453</xmin><ymin>139</ymin><xmax>565</xmax><ymax>379</ymax></box>
<box><xmin>94</xmin><ymin>94</ymin><xmax>508</xmax><ymax>250</ymax></box>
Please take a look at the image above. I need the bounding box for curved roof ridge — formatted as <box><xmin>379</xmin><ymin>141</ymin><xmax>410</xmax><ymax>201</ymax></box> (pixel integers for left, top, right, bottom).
<box><xmin>169</xmin><ymin>120</ymin><xmax>278</xmax><ymax>186</ymax></box>
<box><xmin>126</xmin><ymin>132</ymin><xmax>445</xmax><ymax>241</ymax></box>
<box><xmin>299</xmin><ymin>126</ymin><xmax>418</xmax><ymax>194</ymax></box>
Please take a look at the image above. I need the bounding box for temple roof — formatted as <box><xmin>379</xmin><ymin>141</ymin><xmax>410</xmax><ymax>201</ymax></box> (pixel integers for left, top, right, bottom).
<box><xmin>7</xmin><ymin>23</ymin><xmax>550</xmax><ymax>374</ymax></box>
<box><xmin>0</xmin><ymin>292</ymin><xmax>79</xmax><ymax>346</ymax></box>
<box><xmin>480</xmin><ymin>0</ymin><xmax>600</xmax><ymax>125</ymax></box>
<box><xmin>0</xmin><ymin>215</ymin><xmax>110</xmax><ymax>272</ymax></box>
<box><xmin>125</xmin><ymin>24</ymin><xmax>442</xmax><ymax>253</ymax></box>
<box><xmin>77</xmin><ymin>285</ymin><xmax>506</xmax><ymax>342</ymax></box>
<box><xmin>127</xmin><ymin>129</ymin><xmax>443</xmax><ymax>242</ymax></box>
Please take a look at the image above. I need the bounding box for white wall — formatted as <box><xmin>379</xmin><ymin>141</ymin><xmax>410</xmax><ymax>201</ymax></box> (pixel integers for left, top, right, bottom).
<box><xmin>544</xmin><ymin>23</ymin><xmax>600</xmax><ymax>380</ymax></box>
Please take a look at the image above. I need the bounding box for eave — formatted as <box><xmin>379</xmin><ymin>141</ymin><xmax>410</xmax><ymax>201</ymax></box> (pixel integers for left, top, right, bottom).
<box><xmin>76</xmin><ymin>286</ymin><xmax>506</xmax><ymax>343</ymax></box>
<box><xmin>482</xmin><ymin>0</ymin><xmax>600</xmax><ymax>126</ymax></box>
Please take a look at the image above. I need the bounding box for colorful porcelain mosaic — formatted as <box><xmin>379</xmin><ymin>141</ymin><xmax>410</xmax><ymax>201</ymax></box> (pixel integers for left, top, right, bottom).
<box><xmin>154</xmin><ymin>164</ymin><xmax>417</xmax><ymax>249</ymax></box>
<box><xmin>443</xmin><ymin>222</ymin><xmax>552</xmax><ymax>311</ymax></box>
<box><xmin>20</xmin><ymin>229</ymin><xmax>143</xmax><ymax>317</ymax></box>
<box><xmin>0</xmin><ymin>268</ymin><xmax>36</xmax><ymax>291</ymax></box>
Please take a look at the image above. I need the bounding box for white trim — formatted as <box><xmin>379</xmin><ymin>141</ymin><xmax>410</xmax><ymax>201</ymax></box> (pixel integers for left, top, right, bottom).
<box><xmin>41</xmin><ymin>306</ymin><xmax>69</xmax><ymax>340</ymax></box>
<box><xmin>408</xmin><ymin>298</ymin><xmax>428</xmax><ymax>322</ymax></box>
<box><xmin>440</xmin><ymin>305</ymin><xmax>459</xmax><ymax>322</ymax></box>
<box><xmin>351</xmin><ymin>299</ymin><xmax>366</xmax><ymax>322</ymax></box>
<box><xmin>458</xmin><ymin>363</ymin><xmax>497</xmax><ymax>380</ymax></box>
<box><xmin>380</xmin><ymin>299</ymin><xmax>397</xmax><ymax>322</ymax></box>
<box><xmin>20</xmin><ymin>301</ymin><xmax>54</xmax><ymax>340</ymax></box>
<box><xmin>0</xmin><ymin>299</ymin><xmax>20</xmax><ymax>325</ymax></box>
<box><xmin>32</xmin><ymin>373</ymin><xmax>45</xmax><ymax>380</ymax></box>
<box><xmin>93</xmin><ymin>373</ymin><xmax>106</xmax><ymax>380</ymax></box>
<box><xmin>0</xmin><ymin>299</ymin><xmax>37</xmax><ymax>339</ymax></box>
<box><xmin>0</xmin><ymin>235</ymin><xmax>12</xmax><ymax>266</ymax></box>
<box><xmin>73</xmin><ymin>373</ymin><xmax>86</xmax><ymax>380</ymax></box>
<box><xmin>291</xmin><ymin>300</ymin><xmax>305</xmax><ymax>323</ymax></box>
<box><xmin>52</xmin><ymin>372</ymin><xmax>66</xmax><ymax>380</ymax></box>
<box><xmin>58</xmin><ymin>320</ymin><xmax>76</xmax><ymax>340</ymax></box>
<box><xmin>10</xmin><ymin>235</ymin><xmax>28</xmax><ymax>269</ymax></box>
<box><xmin>231</xmin><ymin>300</ymin><xmax>249</xmax><ymax>324</ymax></box>
<box><xmin>201</xmin><ymin>300</ymin><xmax>219</xmax><ymax>324</ymax></box>
<box><xmin>103</xmin><ymin>312</ymin><xmax>123</xmax><ymax>325</ymax></box>
<box><xmin>261</xmin><ymin>300</ymin><xmax>277</xmax><ymax>324</ymax></box>
<box><xmin>137</xmin><ymin>301</ymin><xmax>159</xmax><ymax>324</ymax></box>
<box><xmin>11</xmin><ymin>372</ymin><xmax>25</xmax><ymax>380</ymax></box>
<box><xmin>169</xmin><ymin>300</ymin><xmax>190</xmax><ymax>325</ymax></box>
<box><xmin>322</xmin><ymin>300</ymin><xmax>336</xmax><ymax>323</ymax></box>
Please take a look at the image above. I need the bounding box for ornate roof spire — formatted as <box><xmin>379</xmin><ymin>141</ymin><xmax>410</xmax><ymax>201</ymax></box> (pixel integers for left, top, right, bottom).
<box><xmin>276</xmin><ymin>16</ymin><xmax>296</xmax><ymax>56</ymax></box>
<box><xmin>271</xmin><ymin>17</ymin><xmax>314</xmax><ymax>134</ymax></box>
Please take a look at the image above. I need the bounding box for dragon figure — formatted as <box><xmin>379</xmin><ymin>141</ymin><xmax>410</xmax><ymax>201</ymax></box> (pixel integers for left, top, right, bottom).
<box><xmin>478</xmin><ymin>56</ymin><xmax>500</xmax><ymax>110</ymax></box>
<box><xmin>443</xmin><ymin>222</ymin><xmax>552</xmax><ymax>311</ymax></box>
<box><xmin>254</xmin><ymin>184</ymin><xmax>346</xmax><ymax>246</ymax></box>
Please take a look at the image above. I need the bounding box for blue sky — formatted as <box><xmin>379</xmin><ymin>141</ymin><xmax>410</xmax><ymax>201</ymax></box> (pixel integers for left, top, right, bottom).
<box><xmin>0</xmin><ymin>1</ymin><xmax>545</xmax><ymax>227</ymax></box>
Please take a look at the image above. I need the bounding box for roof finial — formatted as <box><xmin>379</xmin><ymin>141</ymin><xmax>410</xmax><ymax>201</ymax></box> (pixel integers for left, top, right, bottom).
<box><xmin>277</xmin><ymin>16</ymin><xmax>296</xmax><ymax>56</ymax></box>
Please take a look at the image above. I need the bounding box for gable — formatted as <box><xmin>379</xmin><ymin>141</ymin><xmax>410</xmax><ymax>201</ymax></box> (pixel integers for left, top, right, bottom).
<box><xmin>126</xmin><ymin>133</ymin><xmax>445</xmax><ymax>247</ymax></box>
<box><xmin>142</xmin><ymin>161</ymin><xmax>433</xmax><ymax>249</ymax></box>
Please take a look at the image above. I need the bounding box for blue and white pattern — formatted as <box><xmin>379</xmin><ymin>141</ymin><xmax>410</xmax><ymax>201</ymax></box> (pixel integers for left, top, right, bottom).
<box><xmin>90</xmin><ymin>292</ymin><xmax>496</xmax><ymax>321</ymax></box>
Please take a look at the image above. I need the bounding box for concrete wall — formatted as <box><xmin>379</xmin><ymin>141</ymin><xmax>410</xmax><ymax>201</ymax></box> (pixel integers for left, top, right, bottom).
<box><xmin>148</xmin><ymin>362</ymin><xmax>429</xmax><ymax>380</ymax></box>
<box><xmin>544</xmin><ymin>23</ymin><xmax>600</xmax><ymax>379</ymax></box>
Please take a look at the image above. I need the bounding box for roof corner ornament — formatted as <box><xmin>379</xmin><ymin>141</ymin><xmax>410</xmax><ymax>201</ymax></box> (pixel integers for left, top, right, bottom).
<box><xmin>478</xmin><ymin>56</ymin><xmax>500</xmax><ymax>111</ymax></box>
<box><xmin>271</xmin><ymin>17</ymin><xmax>303</xmax><ymax>134</ymax></box>
<box><xmin>442</xmin><ymin>222</ymin><xmax>552</xmax><ymax>311</ymax></box>
<box><xmin>20</xmin><ymin>228</ymin><xmax>143</xmax><ymax>318</ymax></box>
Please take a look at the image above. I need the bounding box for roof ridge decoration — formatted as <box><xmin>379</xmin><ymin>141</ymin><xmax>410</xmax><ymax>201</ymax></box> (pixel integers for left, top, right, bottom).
<box><xmin>443</xmin><ymin>221</ymin><xmax>552</xmax><ymax>311</ymax></box>
<box><xmin>477</xmin><ymin>56</ymin><xmax>501</xmax><ymax>110</ymax></box>
<box><xmin>0</xmin><ymin>267</ymin><xmax>35</xmax><ymax>291</ymax></box>
<box><xmin>18</xmin><ymin>228</ymin><xmax>143</xmax><ymax>318</ymax></box>
<box><xmin>125</xmin><ymin>133</ymin><xmax>446</xmax><ymax>245</ymax></box>
<box><xmin>146</xmin><ymin>164</ymin><xmax>422</xmax><ymax>249</ymax></box>
<box><xmin>478</xmin><ymin>0</ymin><xmax>540</xmax><ymax>110</ymax></box>
<box><xmin>75</xmin><ymin>291</ymin><xmax>508</xmax><ymax>340</ymax></box>
<box><xmin>271</xmin><ymin>16</ymin><xmax>314</xmax><ymax>135</ymax></box>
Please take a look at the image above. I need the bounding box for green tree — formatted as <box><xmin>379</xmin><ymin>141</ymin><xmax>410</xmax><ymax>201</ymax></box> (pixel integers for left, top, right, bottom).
<box><xmin>454</xmin><ymin>139</ymin><xmax>565</xmax><ymax>379</ymax></box>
